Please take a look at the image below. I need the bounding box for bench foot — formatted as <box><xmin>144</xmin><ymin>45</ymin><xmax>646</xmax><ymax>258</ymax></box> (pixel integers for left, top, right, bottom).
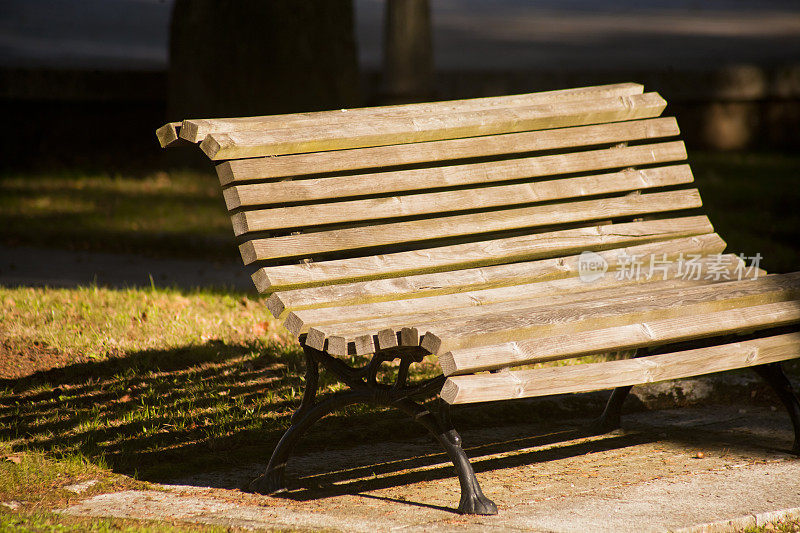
<box><xmin>587</xmin><ymin>350</ymin><xmax>642</xmax><ymax>434</ymax></box>
<box><xmin>251</xmin><ymin>390</ymin><xmax>370</xmax><ymax>495</ymax></box>
<box><xmin>413</xmin><ymin>400</ymin><xmax>497</xmax><ymax>515</ymax></box>
<box><xmin>458</xmin><ymin>488</ymin><xmax>498</xmax><ymax>516</ymax></box>
<box><xmin>453</xmin><ymin>449</ymin><xmax>498</xmax><ymax>516</ymax></box>
<box><xmin>249</xmin><ymin>468</ymin><xmax>286</xmax><ymax>495</ymax></box>
<box><xmin>752</xmin><ymin>362</ymin><xmax>800</xmax><ymax>454</ymax></box>
<box><xmin>249</xmin><ymin>344</ymin><xmax>497</xmax><ymax>514</ymax></box>
<box><xmin>588</xmin><ymin>385</ymin><xmax>633</xmax><ymax>434</ymax></box>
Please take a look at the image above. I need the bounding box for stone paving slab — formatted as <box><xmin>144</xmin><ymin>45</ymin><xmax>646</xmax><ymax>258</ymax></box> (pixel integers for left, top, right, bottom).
<box><xmin>59</xmin><ymin>405</ymin><xmax>800</xmax><ymax>532</ymax></box>
<box><xmin>486</xmin><ymin>460</ymin><xmax>800</xmax><ymax>532</ymax></box>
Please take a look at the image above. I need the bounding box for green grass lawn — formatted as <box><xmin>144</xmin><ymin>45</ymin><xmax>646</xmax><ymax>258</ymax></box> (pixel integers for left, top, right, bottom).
<box><xmin>0</xmin><ymin>169</ymin><xmax>237</xmax><ymax>260</ymax></box>
<box><xmin>689</xmin><ymin>151</ymin><xmax>800</xmax><ymax>274</ymax></box>
<box><xmin>0</xmin><ymin>509</ymin><xmax>248</xmax><ymax>533</ymax></box>
<box><xmin>1</xmin><ymin>151</ymin><xmax>798</xmax><ymax>269</ymax></box>
<box><xmin>0</xmin><ymin>285</ymin><xmax>442</xmax><ymax>523</ymax></box>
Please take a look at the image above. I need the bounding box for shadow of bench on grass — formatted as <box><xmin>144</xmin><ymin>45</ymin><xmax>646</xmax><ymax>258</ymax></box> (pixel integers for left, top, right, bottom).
<box><xmin>2</xmin><ymin>342</ymin><xmax>794</xmax><ymax>515</ymax></box>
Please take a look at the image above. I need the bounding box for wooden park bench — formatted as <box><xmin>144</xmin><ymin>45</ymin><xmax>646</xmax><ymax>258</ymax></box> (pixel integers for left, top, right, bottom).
<box><xmin>157</xmin><ymin>83</ymin><xmax>800</xmax><ymax>515</ymax></box>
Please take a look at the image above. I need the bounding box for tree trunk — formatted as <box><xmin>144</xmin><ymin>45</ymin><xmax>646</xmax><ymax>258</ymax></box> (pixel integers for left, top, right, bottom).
<box><xmin>383</xmin><ymin>0</ymin><xmax>433</xmax><ymax>103</ymax></box>
<box><xmin>168</xmin><ymin>0</ymin><xmax>360</xmax><ymax>121</ymax></box>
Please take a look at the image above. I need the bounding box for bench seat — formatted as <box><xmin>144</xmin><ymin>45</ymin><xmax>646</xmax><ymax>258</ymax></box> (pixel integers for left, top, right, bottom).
<box><xmin>278</xmin><ymin>262</ymin><xmax>800</xmax><ymax>404</ymax></box>
<box><xmin>158</xmin><ymin>82</ymin><xmax>800</xmax><ymax>515</ymax></box>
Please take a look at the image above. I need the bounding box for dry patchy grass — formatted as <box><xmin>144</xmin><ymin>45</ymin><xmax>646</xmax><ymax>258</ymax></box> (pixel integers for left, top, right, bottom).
<box><xmin>0</xmin><ymin>285</ymin><xmax>287</xmax><ymax>377</ymax></box>
<box><xmin>744</xmin><ymin>518</ymin><xmax>800</xmax><ymax>532</ymax></box>
<box><xmin>0</xmin><ymin>443</ymin><xmax>140</xmax><ymax>511</ymax></box>
<box><xmin>0</xmin><ymin>284</ymin><xmax>442</xmax><ymax>502</ymax></box>
<box><xmin>0</xmin><ymin>508</ymin><xmax>265</xmax><ymax>533</ymax></box>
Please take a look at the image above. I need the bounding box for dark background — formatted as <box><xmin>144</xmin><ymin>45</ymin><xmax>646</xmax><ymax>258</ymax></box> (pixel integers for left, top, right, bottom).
<box><xmin>2</xmin><ymin>0</ymin><xmax>800</xmax><ymax>173</ymax></box>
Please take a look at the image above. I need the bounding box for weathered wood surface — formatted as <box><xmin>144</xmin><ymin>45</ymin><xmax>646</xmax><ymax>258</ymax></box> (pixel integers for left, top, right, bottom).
<box><xmin>284</xmin><ymin>244</ymin><xmax>732</xmax><ymax>337</ymax></box>
<box><xmin>180</xmin><ymin>82</ymin><xmax>644</xmax><ymax>143</ymax></box>
<box><xmin>216</xmin><ymin>117</ymin><xmax>679</xmax><ymax>184</ymax></box>
<box><xmin>294</xmin><ymin>270</ymin><xmax>692</xmax><ymax>341</ymax></box>
<box><xmin>417</xmin><ymin>272</ymin><xmax>800</xmax><ymax>355</ymax></box>
<box><xmin>239</xmin><ymin>189</ymin><xmax>701</xmax><ymax>263</ymax></box>
<box><xmin>155</xmin><ymin>122</ymin><xmax>188</xmax><ymax>148</ymax></box>
<box><xmin>253</xmin><ymin>216</ymin><xmax>714</xmax><ymax>292</ymax></box>
<box><xmin>224</xmin><ymin>141</ymin><xmax>686</xmax><ymax>210</ymax></box>
<box><xmin>200</xmin><ymin>92</ymin><xmax>667</xmax><ymax>160</ymax></box>
<box><xmin>309</xmin><ymin>271</ymin><xmax>800</xmax><ymax>356</ymax></box>
<box><xmin>311</xmin><ymin>268</ymin><xmax>791</xmax><ymax>355</ymax></box>
<box><xmin>440</xmin><ymin>332</ymin><xmax>800</xmax><ymax>404</ymax></box>
<box><xmin>439</xmin><ymin>300</ymin><xmax>800</xmax><ymax>376</ymax></box>
<box><xmin>228</xmin><ymin>165</ymin><xmax>693</xmax><ymax>232</ymax></box>
<box><xmin>265</xmin><ymin>231</ymin><xmax>724</xmax><ymax>318</ymax></box>
<box><xmin>301</xmin><ymin>268</ymin><xmax>746</xmax><ymax>355</ymax></box>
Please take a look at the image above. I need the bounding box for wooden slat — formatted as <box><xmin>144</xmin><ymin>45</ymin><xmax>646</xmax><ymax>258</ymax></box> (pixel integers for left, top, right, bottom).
<box><xmin>227</xmin><ymin>161</ymin><xmax>691</xmax><ymax>216</ymax></box>
<box><xmin>285</xmin><ymin>241</ymin><xmax>729</xmax><ymax>336</ymax></box>
<box><xmin>155</xmin><ymin>122</ymin><xmax>188</xmax><ymax>149</ymax></box>
<box><xmin>200</xmin><ymin>92</ymin><xmax>667</xmax><ymax>160</ymax></box>
<box><xmin>440</xmin><ymin>300</ymin><xmax>800</xmax><ymax>376</ymax></box>
<box><xmin>415</xmin><ymin>272</ymin><xmax>800</xmax><ymax>356</ymax></box>
<box><xmin>239</xmin><ymin>188</ymin><xmax>701</xmax><ymax>262</ymax></box>
<box><xmin>291</xmin><ymin>251</ymin><xmax>738</xmax><ymax>344</ymax></box>
<box><xmin>305</xmin><ymin>272</ymin><xmax>739</xmax><ymax>355</ymax></box>
<box><xmin>229</xmin><ymin>165</ymin><xmax>693</xmax><ymax>233</ymax></box>
<box><xmin>254</xmin><ymin>216</ymin><xmax>714</xmax><ymax>293</ymax></box>
<box><xmin>311</xmin><ymin>271</ymin><xmax>796</xmax><ymax>356</ymax></box>
<box><xmin>224</xmin><ymin>140</ymin><xmax>686</xmax><ymax>210</ymax></box>
<box><xmin>216</xmin><ymin>117</ymin><xmax>679</xmax><ymax>185</ymax></box>
<box><xmin>440</xmin><ymin>332</ymin><xmax>800</xmax><ymax>404</ymax></box>
<box><xmin>267</xmin><ymin>225</ymin><xmax>725</xmax><ymax>318</ymax></box>
<box><xmin>306</xmin><ymin>255</ymin><xmax>767</xmax><ymax>354</ymax></box>
<box><xmin>181</xmin><ymin>82</ymin><xmax>644</xmax><ymax>143</ymax></box>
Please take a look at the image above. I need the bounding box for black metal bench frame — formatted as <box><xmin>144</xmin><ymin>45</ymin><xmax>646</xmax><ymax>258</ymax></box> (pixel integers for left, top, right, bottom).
<box><xmin>249</xmin><ymin>339</ymin><xmax>800</xmax><ymax>515</ymax></box>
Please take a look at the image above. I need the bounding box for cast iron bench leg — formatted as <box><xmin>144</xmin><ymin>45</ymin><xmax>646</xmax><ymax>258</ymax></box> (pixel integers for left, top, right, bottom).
<box><xmin>588</xmin><ymin>385</ymin><xmax>633</xmax><ymax>434</ymax></box>
<box><xmin>249</xmin><ymin>344</ymin><xmax>497</xmax><ymax>515</ymax></box>
<box><xmin>588</xmin><ymin>349</ymin><xmax>640</xmax><ymax>434</ymax></box>
<box><xmin>249</xmin><ymin>390</ymin><xmax>370</xmax><ymax>495</ymax></box>
<box><xmin>752</xmin><ymin>362</ymin><xmax>800</xmax><ymax>454</ymax></box>
<box><xmin>589</xmin><ymin>361</ymin><xmax>800</xmax><ymax>455</ymax></box>
<box><xmin>396</xmin><ymin>398</ymin><xmax>497</xmax><ymax>515</ymax></box>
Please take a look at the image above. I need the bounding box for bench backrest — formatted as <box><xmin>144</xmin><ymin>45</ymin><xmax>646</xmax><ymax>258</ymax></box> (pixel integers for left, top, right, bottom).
<box><xmin>164</xmin><ymin>83</ymin><xmax>720</xmax><ymax>341</ymax></box>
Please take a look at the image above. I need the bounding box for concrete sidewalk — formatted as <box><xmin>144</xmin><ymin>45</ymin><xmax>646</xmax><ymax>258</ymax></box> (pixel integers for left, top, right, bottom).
<box><xmin>59</xmin><ymin>405</ymin><xmax>800</xmax><ymax>532</ymax></box>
